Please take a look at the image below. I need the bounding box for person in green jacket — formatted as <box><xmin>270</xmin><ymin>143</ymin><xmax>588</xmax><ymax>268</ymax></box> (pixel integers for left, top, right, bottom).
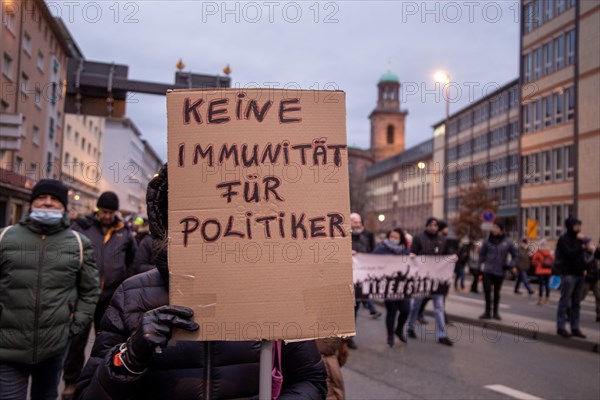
<box><xmin>0</xmin><ymin>179</ymin><xmax>99</xmax><ymax>400</ymax></box>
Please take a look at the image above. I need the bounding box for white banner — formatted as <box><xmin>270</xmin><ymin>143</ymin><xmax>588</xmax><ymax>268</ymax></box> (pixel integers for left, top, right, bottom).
<box><xmin>352</xmin><ymin>254</ymin><xmax>455</xmax><ymax>300</ymax></box>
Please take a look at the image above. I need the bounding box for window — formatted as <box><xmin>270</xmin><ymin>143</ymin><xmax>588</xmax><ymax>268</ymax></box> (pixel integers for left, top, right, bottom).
<box><xmin>75</xmin><ymin>131</ymin><xmax>79</xmax><ymax>145</ymax></box>
<box><xmin>509</xmin><ymin>87</ymin><xmax>519</xmax><ymax>109</ymax></box>
<box><xmin>566</xmin><ymin>29</ymin><xmax>576</xmax><ymax>65</ymax></box>
<box><xmin>545</xmin><ymin>0</ymin><xmax>554</xmax><ymax>21</ymax></box>
<box><xmin>2</xmin><ymin>53</ymin><xmax>12</xmax><ymax>79</ymax></box>
<box><xmin>543</xmin><ymin>206</ymin><xmax>552</xmax><ymax>238</ymax></box>
<box><xmin>20</xmin><ymin>72</ymin><xmax>29</xmax><ymax>95</ymax></box>
<box><xmin>81</xmin><ymin>137</ymin><xmax>86</xmax><ymax>150</ymax></box>
<box><xmin>565</xmin><ymin>145</ymin><xmax>574</xmax><ymax>178</ymax></box>
<box><xmin>66</xmin><ymin>125</ymin><xmax>72</xmax><ymax>140</ymax></box>
<box><xmin>524</xmin><ymin>2</ymin><xmax>534</xmax><ymax>33</ymax></box>
<box><xmin>524</xmin><ymin>53</ymin><xmax>532</xmax><ymax>83</ymax></box>
<box><xmin>565</xmin><ymin>87</ymin><xmax>575</xmax><ymax>120</ymax></box>
<box><xmin>533</xmin><ymin>100</ymin><xmax>541</xmax><ymax>131</ymax></box>
<box><xmin>543</xmin><ymin>41</ymin><xmax>553</xmax><ymax>75</ymax></box>
<box><xmin>553</xmin><ymin>147</ymin><xmax>563</xmax><ymax>180</ymax></box>
<box><xmin>554</xmin><ymin>205</ymin><xmax>563</xmax><ymax>238</ymax></box>
<box><xmin>32</xmin><ymin>125</ymin><xmax>40</xmax><ymax>145</ymax></box>
<box><xmin>533</xmin><ymin>47</ymin><xmax>543</xmax><ymax>80</ymax></box>
<box><xmin>48</xmin><ymin>117</ymin><xmax>54</xmax><ymax>140</ymax></box>
<box><xmin>554</xmin><ymin>91</ymin><xmax>564</xmax><ymax>124</ymax></box>
<box><xmin>556</xmin><ymin>0</ymin><xmax>565</xmax><ymax>14</ymax></box>
<box><xmin>543</xmin><ymin>96</ymin><xmax>553</xmax><ymax>127</ymax></box>
<box><xmin>523</xmin><ymin>104</ymin><xmax>531</xmax><ymax>133</ymax></box>
<box><xmin>4</xmin><ymin>9</ymin><xmax>16</xmax><ymax>33</ymax></box>
<box><xmin>23</xmin><ymin>32</ymin><xmax>32</xmax><ymax>55</ymax></box>
<box><xmin>87</xmin><ymin>143</ymin><xmax>91</xmax><ymax>155</ymax></box>
<box><xmin>35</xmin><ymin>87</ymin><xmax>42</xmax><ymax>108</ymax></box>
<box><xmin>37</xmin><ymin>51</ymin><xmax>44</xmax><ymax>72</ymax></box>
<box><xmin>509</xmin><ymin>121</ymin><xmax>519</xmax><ymax>140</ymax></box>
<box><xmin>65</xmin><ymin>152</ymin><xmax>70</xmax><ymax>165</ymax></box>
<box><xmin>387</xmin><ymin>125</ymin><xmax>394</xmax><ymax>144</ymax></box>
<box><xmin>542</xmin><ymin>150</ymin><xmax>552</xmax><ymax>182</ymax></box>
<box><xmin>554</xmin><ymin>35</ymin><xmax>565</xmax><ymax>70</ymax></box>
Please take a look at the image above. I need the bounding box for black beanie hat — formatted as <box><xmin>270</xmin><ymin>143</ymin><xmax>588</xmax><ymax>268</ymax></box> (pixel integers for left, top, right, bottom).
<box><xmin>437</xmin><ymin>220</ymin><xmax>448</xmax><ymax>231</ymax></box>
<box><xmin>564</xmin><ymin>216</ymin><xmax>581</xmax><ymax>230</ymax></box>
<box><xmin>425</xmin><ymin>217</ymin><xmax>439</xmax><ymax>227</ymax></box>
<box><xmin>97</xmin><ymin>191</ymin><xmax>119</xmax><ymax>211</ymax></box>
<box><xmin>31</xmin><ymin>179</ymin><xmax>68</xmax><ymax>209</ymax></box>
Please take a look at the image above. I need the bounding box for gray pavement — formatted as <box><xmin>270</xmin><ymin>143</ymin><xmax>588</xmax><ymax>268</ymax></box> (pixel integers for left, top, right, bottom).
<box><xmin>345</xmin><ymin>303</ymin><xmax>600</xmax><ymax>400</ymax></box>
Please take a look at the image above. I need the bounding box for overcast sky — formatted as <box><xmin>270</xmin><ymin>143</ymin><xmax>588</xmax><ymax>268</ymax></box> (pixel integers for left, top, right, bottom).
<box><xmin>54</xmin><ymin>1</ymin><xmax>520</xmax><ymax>161</ymax></box>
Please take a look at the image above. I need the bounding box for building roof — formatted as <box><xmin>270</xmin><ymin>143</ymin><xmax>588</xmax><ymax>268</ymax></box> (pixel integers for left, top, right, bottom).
<box><xmin>365</xmin><ymin>138</ymin><xmax>433</xmax><ymax>179</ymax></box>
<box><xmin>379</xmin><ymin>70</ymin><xmax>399</xmax><ymax>83</ymax></box>
<box><xmin>431</xmin><ymin>78</ymin><xmax>519</xmax><ymax>128</ymax></box>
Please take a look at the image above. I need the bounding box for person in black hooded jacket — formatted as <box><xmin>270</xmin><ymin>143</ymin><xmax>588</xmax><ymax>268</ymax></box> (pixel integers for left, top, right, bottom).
<box><xmin>556</xmin><ymin>217</ymin><xmax>588</xmax><ymax>338</ymax></box>
<box><xmin>74</xmin><ymin>164</ymin><xmax>327</xmax><ymax>400</ymax></box>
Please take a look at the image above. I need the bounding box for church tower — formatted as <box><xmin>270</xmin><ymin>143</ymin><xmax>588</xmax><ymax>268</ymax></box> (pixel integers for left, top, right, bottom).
<box><xmin>370</xmin><ymin>70</ymin><xmax>407</xmax><ymax>162</ymax></box>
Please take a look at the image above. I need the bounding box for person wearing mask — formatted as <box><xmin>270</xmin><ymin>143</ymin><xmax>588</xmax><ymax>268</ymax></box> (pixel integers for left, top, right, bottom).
<box><xmin>62</xmin><ymin>192</ymin><xmax>138</xmax><ymax>399</ymax></box>
<box><xmin>373</xmin><ymin>228</ymin><xmax>411</xmax><ymax>347</ymax></box>
<box><xmin>555</xmin><ymin>217</ymin><xmax>588</xmax><ymax>338</ymax></box>
<box><xmin>407</xmin><ymin>218</ymin><xmax>454</xmax><ymax>346</ymax></box>
<box><xmin>132</xmin><ymin>218</ymin><xmax>155</xmax><ymax>276</ymax></box>
<box><xmin>349</xmin><ymin>213</ymin><xmax>381</xmax><ymax>350</ymax></box>
<box><xmin>477</xmin><ymin>221</ymin><xmax>517</xmax><ymax>321</ymax></box>
<box><xmin>580</xmin><ymin>238</ymin><xmax>600</xmax><ymax>323</ymax></box>
<box><xmin>514</xmin><ymin>239</ymin><xmax>534</xmax><ymax>295</ymax></box>
<box><xmin>532</xmin><ymin>239</ymin><xmax>554</xmax><ymax>305</ymax></box>
<box><xmin>73</xmin><ymin>164</ymin><xmax>327</xmax><ymax>399</ymax></box>
<box><xmin>0</xmin><ymin>180</ymin><xmax>99</xmax><ymax>400</ymax></box>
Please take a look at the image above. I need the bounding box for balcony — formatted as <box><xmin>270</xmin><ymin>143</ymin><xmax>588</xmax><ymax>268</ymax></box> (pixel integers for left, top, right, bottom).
<box><xmin>0</xmin><ymin>113</ymin><xmax>24</xmax><ymax>151</ymax></box>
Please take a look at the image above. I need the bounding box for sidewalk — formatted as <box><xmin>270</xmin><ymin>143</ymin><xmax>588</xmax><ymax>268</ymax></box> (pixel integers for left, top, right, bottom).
<box><xmin>438</xmin><ymin>282</ymin><xmax>600</xmax><ymax>353</ymax></box>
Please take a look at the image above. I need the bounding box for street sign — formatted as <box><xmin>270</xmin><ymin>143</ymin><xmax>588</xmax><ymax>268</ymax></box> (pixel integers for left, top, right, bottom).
<box><xmin>526</xmin><ymin>219</ymin><xmax>539</xmax><ymax>239</ymax></box>
<box><xmin>482</xmin><ymin>209</ymin><xmax>495</xmax><ymax>222</ymax></box>
<box><xmin>481</xmin><ymin>222</ymin><xmax>494</xmax><ymax>231</ymax></box>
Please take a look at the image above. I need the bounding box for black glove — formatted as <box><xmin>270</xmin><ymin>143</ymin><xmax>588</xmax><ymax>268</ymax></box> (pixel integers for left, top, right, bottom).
<box><xmin>121</xmin><ymin>305</ymin><xmax>199</xmax><ymax>373</ymax></box>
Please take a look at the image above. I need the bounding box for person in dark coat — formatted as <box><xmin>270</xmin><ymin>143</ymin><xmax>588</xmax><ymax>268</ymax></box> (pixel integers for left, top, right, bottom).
<box><xmin>0</xmin><ymin>180</ymin><xmax>99</xmax><ymax>400</ymax></box>
<box><xmin>74</xmin><ymin>164</ymin><xmax>327</xmax><ymax>399</ymax></box>
<box><xmin>406</xmin><ymin>217</ymin><xmax>455</xmax><ymax>346</ymax></box>
<box><xmin>454</xmin><ymin>240</ymin><xmax>472</xmax><ymax>291</ymax></box>
<box><xmin>556</xmin><ymin>217</ymin><xmax>588</xmax><ymax>338</ymax></box>
<box><xmin>373</xmin><ymin>228</ymin><xmax>411</xmax><ymax>347</ymax></box>
<box><xmin>580</xmin><ymin>239</ymin><xmax>600</xmax><ymax>322</ymax></box>
<box><xmin>62</xmin><ymin>192</ymin><xmax>138</xmax><ymax>399</ymax></box>
<box><xmin>514</xmin><ymin>239</ymin><xmax>534</xmax><ymax>295</ymax></box>
<box><xmin>477</xmin><ymin>221</ymin><xmax>517</xmax><ymax>321</ymax></box>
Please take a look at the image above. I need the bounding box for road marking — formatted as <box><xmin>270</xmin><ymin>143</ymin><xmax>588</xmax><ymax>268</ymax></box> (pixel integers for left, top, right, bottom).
<box><xmin>453</xmin><ymin>295</ymin><xmax>511</xmax><ymax>309</ymax></box>
<box><xmin>484</xmin><ymin>384</ymin><xmax>543</xmax><ymax>400</ymax></box>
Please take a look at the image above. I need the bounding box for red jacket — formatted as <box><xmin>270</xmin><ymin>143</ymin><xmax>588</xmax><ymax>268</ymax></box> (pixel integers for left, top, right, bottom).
<box><xmin>532</xmin><ymin>250</ymin><xmax>554</xmax><ymax>276</ymax></box>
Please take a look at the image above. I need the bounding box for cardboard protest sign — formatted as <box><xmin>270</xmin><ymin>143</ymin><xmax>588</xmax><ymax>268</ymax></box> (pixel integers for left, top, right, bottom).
<box><xmin>352</xmin><ymin>254</ymin><xmax>454</xmax><ymax>300</ymax></box>
<box><xmin>167</xmin><ymin>88</ymin><xmax>355</xmax><ymax>341</ymax></box>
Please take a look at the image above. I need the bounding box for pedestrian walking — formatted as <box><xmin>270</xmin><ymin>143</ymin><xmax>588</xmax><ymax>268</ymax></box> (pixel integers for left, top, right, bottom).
<box><xmin>477</xmin><ymin>221</ymin><xmax>518</xmax><ymax>321</ymax></box>
<box><xmin>532</xmin><ymin>239</ymin><xmax>554</xmax><ymax>305</ymax></box>
<box><xmin>61</xmin><ymin>192</ymin><xmax>138</xmax><ymax>399</ymax></box>
<box><xmin>514</xmin><ymin>239</ymin><xmax>534</xmax><ymax>295</ymax></box>
<box><xmin>407</xmin><ymin>217</ymin><xmax>455</xmax><ymax>346</ymax></box>
<box><xmin>0</xmin><ymin>180</ymin><xmax>99</xmax><ymax>400</ymax></box>
<box><xmin>556</xmin><ymin>217</ymin><xmax>588</xmax><ymax>339</ymax></box>
<box><xmin>350</xmin><ymin>213</ymin><xmax>382</xmax><ymax>349</ymax></box>
<box><xmin>454</xmin><ymin>240</ymin><xmax>472</xmax><ymax>292</ymax></box>
<box><xmin>373</xmin><ymin>228</ymin><xmax>411</xmax><ymax>347</ymax></box>
<box><xmin>73</xmin><ymin>164</ymin><xmax>327</xmax><ymax>399</ymax></box>
<box><xmin>469</xmin><ymin>242</ymin><xmax>482</xmax><ymax>294</ymax></box>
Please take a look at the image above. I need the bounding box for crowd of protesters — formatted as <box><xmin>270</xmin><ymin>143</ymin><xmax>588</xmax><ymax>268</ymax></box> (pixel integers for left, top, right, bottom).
<box><xmin>0</xmin><ymin>175</ymin><xmax>598</xmax><ymax>400</ymax></box>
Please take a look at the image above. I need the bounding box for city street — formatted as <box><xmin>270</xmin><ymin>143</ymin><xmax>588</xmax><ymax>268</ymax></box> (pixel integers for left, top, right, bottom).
<box><xmin>345</xmin><ymin>289</ymin><xmax>600</xmax><ymax>399</ymax></box>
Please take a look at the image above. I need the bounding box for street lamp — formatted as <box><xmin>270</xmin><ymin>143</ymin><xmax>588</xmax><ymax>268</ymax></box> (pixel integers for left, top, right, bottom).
<box><xmin>434</xmin><ymin>70</ymin><xmax>451</xmax><ymax>221</ymax></box>
<box><xmin>378</xmin><ymin>214</ymin><xmax>385</xmax><ymax>222</ymax></box>
<box><xmin>417</xmin><ymin>162</ymin><xmax>426</xmax><ymax>170</ymax></box>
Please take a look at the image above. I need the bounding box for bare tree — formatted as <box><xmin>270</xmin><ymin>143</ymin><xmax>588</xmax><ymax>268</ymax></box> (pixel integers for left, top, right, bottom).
<box><xmin>452</xmin><ymin>176</ymin><xmax>499</xmax><ymax>241</ymax></box>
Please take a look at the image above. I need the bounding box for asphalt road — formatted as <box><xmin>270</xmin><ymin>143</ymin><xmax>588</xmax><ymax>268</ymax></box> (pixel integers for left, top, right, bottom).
<box><xmin>344</xmin><ymin>306</ymin><xmax>600</xmax><ymax>400</ymax></box>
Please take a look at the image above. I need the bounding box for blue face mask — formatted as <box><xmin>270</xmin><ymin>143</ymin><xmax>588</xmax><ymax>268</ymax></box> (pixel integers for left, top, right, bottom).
<box><xmin>30</xmin><ymin>207</ymin><xmax>64</xmax><ymax>225</ymax></box>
